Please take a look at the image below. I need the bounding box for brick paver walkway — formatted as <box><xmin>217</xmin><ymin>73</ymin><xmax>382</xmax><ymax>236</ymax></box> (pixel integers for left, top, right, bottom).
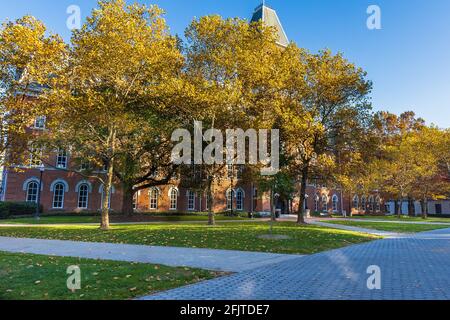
<box><xmin>141</xmin><ymin>227</ymin><xmax>450</xmax><ymax>300</ymax></box>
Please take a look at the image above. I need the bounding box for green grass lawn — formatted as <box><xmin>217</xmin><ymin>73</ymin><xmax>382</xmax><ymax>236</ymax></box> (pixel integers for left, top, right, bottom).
<box><xmin>0</xmin><ymin>251</ymin><xmax>219</xmax><ymax>300</ymax></box>
<box><xmin>0</xmin><ymin>222</ymin><xmax>379</xmax><ymax>255</ymax></box>
<box><xmin>335</xmin><ymin>215</ymin><xmax>450</xmax><ymax>223</ymax></box>
<box><xmin>0</xmin><ymin>214</ymin><xmax>248</xmax><ymax>225</ymax></box>
<box><xmin>322</xmin><ymin>220</ymin><xmax>449</xmax><ymax>233</ymax></box>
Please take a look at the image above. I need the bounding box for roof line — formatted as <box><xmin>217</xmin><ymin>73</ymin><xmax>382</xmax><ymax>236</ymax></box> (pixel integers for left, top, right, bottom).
<box><xmin>273</xmin><ymin>9</ymin><xmax>289</xmax><ymax>46</ymax></box>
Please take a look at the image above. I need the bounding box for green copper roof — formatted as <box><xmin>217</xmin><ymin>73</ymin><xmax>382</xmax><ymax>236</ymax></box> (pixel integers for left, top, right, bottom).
<box><xmin>250</xmin><ymin>4</ymin><xmax>289</xmax><ymax>47</ymax></box>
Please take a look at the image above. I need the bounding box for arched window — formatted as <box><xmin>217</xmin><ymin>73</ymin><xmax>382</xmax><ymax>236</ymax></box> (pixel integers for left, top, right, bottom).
<box><xmin>187</xmin><ymin>190</ymin><xmax>195</xmax><ymax>211</ymax></box>
<box><xmin>332</xmin><ymin>195</ymin><xmax>339</xmax><ymax>212</ymax></box>
<box><xmin>77</xmin><ymin>184</ymin><xmax>89</xmax><ymax>209</ymax></box>
<box><xmin>236</xmin><ymin>189</ymin><xmax>244</xmax><ymax>211</ymax></box>
<box><xmin>226</xmin><ymin>189</ymin><xmax>234</xmax><ymax>210</ymax></box>
<box><xmin>353</xmin><ymin>195</ymin><xmax>359</xmax><ymax>210</ymax></box>
<box><xmin>375</xmin><ymin>196</ymin><xmax>381</xmax><ymax>212</ymax></box>
<box><xmin>52</xmin><ymin>183</ymin><xmax>65</xmax><ymax>209</ymax></box>
<box><xmin>149</xmin><ymin>188</ymin><xmax>159</xmax><ymax>210</ymax></box>
<box><xmin>368</xmin><ymin>196</ymin><xmax>374</xmax><ymax>212</ymax></box>
<box><xmin>314</xmin><ymin>195</ymin><xmax>320</xmax><ymax>212</ymax></box>
<box><xmin>322</xmin><ymin>195</ymin><xmax>328</xmax><ymax>212</ymax></box>
<box><xmin>361</xmin><ymin>196</ymin><xmax>367</xmax><ymax>211</ymax></box>
<box><xmin>169</xmin><ymin>188</ymin><xmax>178</xmax><ymax>210</ymax></box>
<box><xmin>26</xmin><ymin>181</ymin><xmax>39</xmax><ymax>203</ymax></box>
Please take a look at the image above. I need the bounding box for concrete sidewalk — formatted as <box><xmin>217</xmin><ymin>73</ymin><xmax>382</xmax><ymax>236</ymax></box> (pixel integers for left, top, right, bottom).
<box><xmin>329</xmin><ymin>218</ymin><xmax>450</xmax><ymax>225</ymax></box>
<box><xmin>308</xmin><ymin>220</ymin><xmax>405</xmax><ymax>238</ymax></box>
<box><xmin>0</xmin><ymin>236</ymin><xmax>300</xmax><ymax>272</ymax></box>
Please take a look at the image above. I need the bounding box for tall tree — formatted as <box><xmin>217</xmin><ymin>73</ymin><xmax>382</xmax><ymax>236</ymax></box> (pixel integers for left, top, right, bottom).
<box><xmin>183</xmin><ymin>16</ymin><xmax>283</xmax><ymax>225</ymax></box>
<box><xmin>406</xmin><ymin>127</ymin><xmax>450</xmax><ymax>218</ymax></box>
<box><xmin>42</xmin><ymin>0</ymin><xmax>184</xmax><ymax>229</ymax></box>
<box><xmin>279</xmin><ymin>49</ymin><xmax>372</xmax><ymax>224</ymax></box>
<box><xmin>369</xmin><ymin>111</ymin><xmax>426</xmax><ymax>217</ymax></box>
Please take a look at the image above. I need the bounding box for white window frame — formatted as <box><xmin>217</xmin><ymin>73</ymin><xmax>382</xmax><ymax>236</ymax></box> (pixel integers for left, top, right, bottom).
<box><xmin>322</xmin><ymin>195</ymin><xmax>328</xmax><ymax>212</ymax></box>
<box><xmin>361</xmin><ymin>196</ymin><xmax>367</xmax><ymax>211</ymax></box>
<box><xmin>26</xmin><ymin>181</ymin><xmax>39</xmax><ymax>203</ymax></box>
<box><xmin>375</xmin><ymin>196</ymin><xmax>381</xmax><ymax>212</ymax></box>
<box><xmin>149</xmin><ymin>188</ymin><xmax>159</xmax><ymax>210</ymax></box>
<box><xmin>353</xmin><ymin>195</ymin><xmax>360</xmax><ymax>210</ymax></box>
<box><xmin>132</xmin><ymin>193</ymin><xmax>138</xmax><ymax>210</ymax></box>
<box><xmin>169</xmin><ymin>188</ymin><xmax>178</xmax><ymax>211</ymax></box>
<box><xmin>52</xmin><ymin>183</ymin><xmax>65</xmax><ymax>209</ymax></box>
<box><xmin>77</xmin><ymin>184</ymin><xmax>89</xmax><ymax>209</ymax></box>
<box><xmin>368</xmin><ymin>196</ymin><xmax>375</xmax><ymax>212</ymax></box>
<box><xmin>56</xmin><ymin>149</ymin><xmax>68</xmax><ymax>169</ymax></box>
<box><xmin>226</xmin><ymin>189</ymin><xmax>234</xmax><ymax>210</ymax></box>
<box><xmin>332</xmin><ymin>195</ymin><xmax>339</xmax><ymax>212</ymax></box>
<box><xmin>236</xmin><ymin>189</ymin><xmax>244</xmax><ymax>211</ymax></box>
<box><xmin>187</xmin><ymin>190</ymin><xmax>195</xmax><ymax>211</ymax></box>
<box><xmin>33</xmin><ymin>116</ymin><xmax>46</xmax><ymax>129</ymax></box>
<box><xmin>314</xmin><ymin>195</ymin><xmax>320</xmax><ymax>212</ymax></box>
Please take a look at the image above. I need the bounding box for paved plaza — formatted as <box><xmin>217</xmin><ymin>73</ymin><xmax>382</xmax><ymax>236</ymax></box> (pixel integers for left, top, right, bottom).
<box><xmin>141</xmin><ymin>227</ymin><xmax>450</xmax><ymax>300</ymax></box>
<box><xmin>1</xmin><ymin>224</ymin><xmax>449</xmax><ymax>300</ymax></box>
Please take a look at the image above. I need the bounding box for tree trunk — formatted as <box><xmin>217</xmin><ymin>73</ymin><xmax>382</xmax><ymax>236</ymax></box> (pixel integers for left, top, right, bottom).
<box><xmin>207</xmin><ymin>177</ymin><xmax>215</xmax><ymax>226</ymax></box>
<box><xmin>270</xmin><ymin>188</ymin><xmax>276</xmax><ymax>222</ymax></box>
<box><xmin>100</xmin><ymin>127</ymin><xmax>116</xmax><ymax>231</ymax></box>
<box><xmin>394</xmin><ymin>200</ymin><xmax>399</xmax><ymax>218</ymax></box>
<box><xmin>422</xmin><ymin>197</ymin><xmax>428</xmax><ymax>219</ymax></box>
<box><xmin>297</xmin><ymin>165</ymin><xmax>309</xmax><ymax>224</ymax></box>
<box><xmin>407</xmin><ymin>197</ymin><xmax>415</xmax><ymax>217</ymax></box>
<box><xmin>396</xmin><ymin>197</ymin><xmax>402</xmax><ymax>219</ymax></box>
<box><xmin>101</xmin><ymin>162</ymin><xmax>114</xmax><ymax>230</ymax></box>
<box><xmin>121</xmin><ymin>182</ymin><xmax>135</xmax><ymax>216</ymax></box>
<box><xmin>340</xmin><ymin>189</ymin><xmax>344</xmax><ymax>216</ymax></box>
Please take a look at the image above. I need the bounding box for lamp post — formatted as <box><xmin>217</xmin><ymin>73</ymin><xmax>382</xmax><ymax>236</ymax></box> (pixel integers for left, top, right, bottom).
<box><xmin>230</xmin><ymin>165</ymin><xmax>235</xmax><ymax>216</ymax></box>
<box><xmin>304</xmin><ymin>194</ymin><xmax>310</xmax><ymax>219</ymax></box>
<box><xmin>35</xmin><ymin>166</ymin><xmax>45</xmax><ymax>220</ymax></box>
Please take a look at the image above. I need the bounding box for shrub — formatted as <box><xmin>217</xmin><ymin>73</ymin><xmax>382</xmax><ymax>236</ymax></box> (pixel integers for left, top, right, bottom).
<box><xmin>0</xmin><ymin>202</ymin><xmax>42</xmax><ymax>219</ymax></box>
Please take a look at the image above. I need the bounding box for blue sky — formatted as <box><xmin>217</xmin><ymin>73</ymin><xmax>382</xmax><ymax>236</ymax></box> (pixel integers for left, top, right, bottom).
<box><xmin>1</xmin><ymin>0</ymin><xmax>449</xmax><ymax>128</ymax></box>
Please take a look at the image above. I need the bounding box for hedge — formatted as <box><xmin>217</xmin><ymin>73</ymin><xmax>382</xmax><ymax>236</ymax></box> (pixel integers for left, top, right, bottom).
<box><xmin>0</xmin><ymin>202</ymin><xmax>42</xmax><ymax>219</ymax></box>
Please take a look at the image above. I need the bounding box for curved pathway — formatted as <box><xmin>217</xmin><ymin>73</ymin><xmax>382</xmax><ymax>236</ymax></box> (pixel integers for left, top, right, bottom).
<box><xmin>0</xmin><ymin>236</ymin><xmax>300</xmax><ymax>272</ymax></box>
<box><xmin>330</xmin><ymin>218</ymin><xmax>450</xmax><ymax>226</ymax></box>
<box><xmin>308</xmin><ymin>220</ymin><xmax>405</xmax><ymax>238</ymax></box>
